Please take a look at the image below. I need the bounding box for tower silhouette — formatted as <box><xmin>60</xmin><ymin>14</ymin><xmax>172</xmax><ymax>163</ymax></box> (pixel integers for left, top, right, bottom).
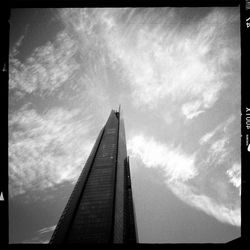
<box><xmin>50</xmin><ymin>107</ymin><xmax>137</xmax><ymax>243</ymax></box>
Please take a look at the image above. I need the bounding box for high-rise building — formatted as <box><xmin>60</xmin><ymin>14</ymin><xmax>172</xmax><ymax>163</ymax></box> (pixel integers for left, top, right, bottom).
<box><xmin>50</xmin><ymin>107</ymin><xmax>137</xmax><ymax>244</ymax></box>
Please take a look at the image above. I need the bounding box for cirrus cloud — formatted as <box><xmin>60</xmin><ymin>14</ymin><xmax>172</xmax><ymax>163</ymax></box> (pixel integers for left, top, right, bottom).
<box><xmin>9</xmin><ymin>31</ymin><xmax>80</xmax><ymax>96</ymax></box>
<box><xmin>9</xmin><ymin>107</ymin><xmax>94</xmax><ymax>197</ymax></box>
<box><xmin>169</xmin><ymin>181</ymin><xmax>240</xmax><ymax>227</ymax></box>
<box><xmin>103</xmin><ymin>8</ymin><xmax>239</xmax><ymax>118</ymax></box>
<box><xmin>128</xmin><ymin>134</ymin><xmax>197</xmax><ymax>183</ymax></box>
<box><xmin>128</xmin><ymin>132</ymin><xmax>240</xmax><ymax>227</ymax></box>
<box><xmin>227</xmin><ymin>163</ymin><xmax>241</xmax><ymax>196</ymax></box>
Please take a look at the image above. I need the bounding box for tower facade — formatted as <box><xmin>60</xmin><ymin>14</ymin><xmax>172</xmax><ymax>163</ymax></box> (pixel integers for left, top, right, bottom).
<box><xmin>50</xmin><ymin>108</ymin><xmax>137</xmax><ymax>244</ymax></box>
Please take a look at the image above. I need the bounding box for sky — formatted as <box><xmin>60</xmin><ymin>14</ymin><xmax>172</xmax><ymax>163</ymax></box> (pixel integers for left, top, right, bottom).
<box><xmin>8</xmin><ymin>7</ymin><xmax>241</xmax><ymax>243</ymax></box>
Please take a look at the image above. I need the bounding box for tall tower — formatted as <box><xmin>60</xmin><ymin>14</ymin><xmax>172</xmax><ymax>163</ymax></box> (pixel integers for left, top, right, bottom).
<box><xmin>50</xmin><ymin>107</ymin><xmax>137</xmax><ymax>244</ymax></box>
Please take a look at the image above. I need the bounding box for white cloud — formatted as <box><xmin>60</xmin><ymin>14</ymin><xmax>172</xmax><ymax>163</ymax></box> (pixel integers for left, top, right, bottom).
<box><xmin>207</xmin><ymin>137</ymin><xmax>229</xmax><ymax>165</ymax></box>
<box><xmin>128</xmin><ymin>133</ymin><xmax>241</xmax><ymax>227</ymax></box>
<box><xmin>102</xmin><ymin>8</ymin><xmax>239</xmax><ymax>113</ymax></box>
<box><xmin>199</xmin><ymin>131</ymin><xmax>216</xmax><ymax>146</ymax></box>
<box><xmin>9</xmin><ymin>31</ymin><xmax>79</xmax><ymax>95</ymax></box>
<box><xmin>10</xmin><ymin>35</ymin><xmax>25</xmax><ymax>57</ymax></box>
<box><xmin>169</xmin><ymin>181</ymin><xmax>240</xmax><ymax>227</ymax></box>
<box><xmin>197</xmin><ymin>114</ymin><xmax>239</xmax><ymax>168</ymax></box>
<box><xmin>182</xmin><ymin>101</ymin><xmax>205</xmax><ymax>120</ymax></box>
<box><xmin>210</xmin><ymin>138</ymin><xmax>228</xmax><ymax>153</ymax></box>
<box><xmin>199</xmin><ymin>115</ymin><xmax>236</xmax><ymax>145</ymax></box>
<box><xmin>10</xmin><ymin>24</ymin><xmax>29</xmax><ymax>58</ymax></box>
<box><xmin>22</xmin><ymin>225</ymin><xmax>56</xmax><ymax>244</ymax></box>
<box><xmin>9</xmin><ymin>107</ymin><xmax>94</xmax><ymax>197</ymax></box>
<box><xmin>227</xmin><ymin>163</ymin><xmax>241</xmax><ymax>196</ymax></box>
<box><xmin>38</xmin><ymin>225</ymin><xmax>56</xmax><ymax>235</ymax></box>
<box><xmin>58</xmin><ymin>8</ymin><xmax>239</xmax><ymax>123</ymax></box>
<box><xmin>128</xmin><ymin>134</ymin><xmax>197</xmax><ymax>182</ymax></box>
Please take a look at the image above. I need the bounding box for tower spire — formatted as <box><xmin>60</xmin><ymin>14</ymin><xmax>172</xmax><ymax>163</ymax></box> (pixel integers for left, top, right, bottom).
<box><xmin>50</xmin><ymin>109</ymin><xmax>137</xmax><ymax>244</ymax></box>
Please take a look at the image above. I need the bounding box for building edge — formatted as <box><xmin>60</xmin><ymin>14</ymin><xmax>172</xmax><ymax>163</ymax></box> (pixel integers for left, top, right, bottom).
<box><xmin>49</xmin><ymin>126</ymin><xmax>105</xmax><ymax>244</ymax></box>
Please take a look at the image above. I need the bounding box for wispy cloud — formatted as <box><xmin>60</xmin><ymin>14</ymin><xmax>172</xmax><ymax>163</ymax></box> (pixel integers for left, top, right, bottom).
<box><xmin>58</xmin><ymin>8</ymin><xmax>239</xmax><ymax>124</ymax></box>
<box><xmin>199</xmin><ymin>115</ymin><xmax>236</xmax><ymax>145</ymax></box>
<box><xmin>198</xmin><ymin>115</ymin><xmax>239</xmax><ymax>168</ymax></box>
<box><xmin>37</xmin><ymin>225</ymin><xmax>56</xmax><ymax>235</ymax></box>
<box><xmin>207</xmin><ymin>137</ymin><xmax>229</xmax><ymax>164</ymax></box>
<box><xmin>101</xmin><ymin>8</ymin><xmax>239</xmax><ymax>117</ymax></box>
<box><xmin>128</xmin><ymin>135</ymin><xmax>197</xmax><ymax>182</ymax></box>
<box><xmin>8</xmin><ymin>9</ymin><xmax>113</xmax><ymax>199</ymax></box>
<box><xmin>10</xmin><ymin>24</ymin><xmax>29</xmax><ymax>57</ymax></box>
<box><xmin>227</xmin><ymin>163</ymin><xmax>241</xmax><ymax>196</ymax></box>
<box><xmin>9</xmin><ymin>107</ymin><xmax>94</xmax><ymax>197</ymax></box>
<box><xmin>22</xmin><ymin>225</ymin><xmax>56</xmax><ymax>244</ymax></box>
<box><xmin>128</xmin><ymin>132</ymin><xmax>241</xmax><ymax>227</ymax></box>
<box><xmin>169</xmin><ymin>181</ymin><xmax>240</xmax><ymax>227</ymax></box>
<box><xmin>9</xmin><ymin>31</ymin><xmax>79</xmax><ymax>95</ymax></box>
<box><xmin>182</xmin><ymin>101</ymin><xmax>205</xmax><ymax>120</ymax></box>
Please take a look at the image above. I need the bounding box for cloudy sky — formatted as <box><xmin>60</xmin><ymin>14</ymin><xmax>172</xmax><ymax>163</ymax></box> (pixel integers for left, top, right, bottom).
<box><xmin>9</xmin><ymin>7</ymin><xmax>241</xmax><ymax>243</ymax></box>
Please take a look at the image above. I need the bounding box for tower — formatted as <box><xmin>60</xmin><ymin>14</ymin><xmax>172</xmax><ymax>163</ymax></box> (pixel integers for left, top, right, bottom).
<box><xmin>50</xmin><ymin>107</ymin><xmax>137</xmax><ymax>244</ymax></box>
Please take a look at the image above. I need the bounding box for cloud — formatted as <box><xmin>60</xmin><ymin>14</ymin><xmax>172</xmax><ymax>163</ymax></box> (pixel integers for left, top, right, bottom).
<box><xmin>9</xmin><ymin>31</ymin><xmax>79</xmax><ymax>96</ymax></box>
<box><xmin>38</xmin><ymin>225</ymin><xmax>56</xmax><ymax>235</ymax></box>
<box><xmin>50</xmin><ymin>9</ymin><xmax>113</xmax><ymax>113</ymax></box>
<box><xmin>58</xmin><ymin>8</ymin><xmax>239</xmax><ymax>124</ymax></box>
<box><xmin>128</xmin><ymin>133</ymin><xmax>241</xmax><ymax>227</ymax></box>
<box><xmin>8</xmin><ymin>9</ymin><xmax>114</xmax><ymax>198</ymax></box>
<box><xmin>9</xmin><ymin>107</ymin><xmax>94</xmax><ymax>197</ymax></box>
<box><xmin>59</xmin><ymin>8</ymin><xmax>112</xmax><ymax>63</ymax></box>
<box><xmin>101</xmin><ymin>8</ymin><xmax>239</xmax><ymax>114</ymax></box>
<box><xmin>197</xmin><ymin>115</ymin><xmax>238</xmax><ymax>167</ymax></box>
<box><xmin>169</xmin><ymin>181</ymin><xmax>240</xmax><ymax>227</ymax></box>
<box><xmin>182</xmin><ymin>101</ymin><xmax>205</xmax><ymax>120</ymax></box>
<box><xmin>10</xmin><ymin>24</ymin><xmax>29</xmax><ymax>58</ymax></box>
<box><xmin>22</xmin><ymin>225</ymin><xmax>56</xmax><ymax>244</ymax></box>
<box><xmin>207</xmin><ymin>137</ymin><xmax>229</xmax><ymax>164</ymax></box>
<box><xmin>199</xmin><ymin>115</ymin><xmax>236</xmax><ymax>145</ymax></box>
<box><xmin>227</xmin><ymin>163</ymin><xmax>241</xmax><ymax>196</ymax></box>
<box><xmin>11</xmin><ymin>35</ymin><xmax>25</xmax><ymax>58</ymax></box>
<box><xmin>128</xmin><ymin>134</ymin><xmax>197</xmax><ymax>182</ymax></box>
